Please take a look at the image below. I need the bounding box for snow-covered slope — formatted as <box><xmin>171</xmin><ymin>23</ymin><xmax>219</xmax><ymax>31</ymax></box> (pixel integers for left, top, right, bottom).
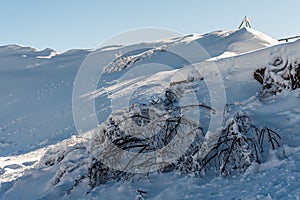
<box><xmin>1</xmin><ymin>28</ymin><xmax>299</xmax><ymax>199</ymax></box>
<box><xmin>0</xmin><ymin>46</ymin><xmax>90</xmax><ymax>157</ymax></box>
<box><xmin>0</xmin><ymin>28</ymin><xmax>276</xmax><ymax>157</ymax></box>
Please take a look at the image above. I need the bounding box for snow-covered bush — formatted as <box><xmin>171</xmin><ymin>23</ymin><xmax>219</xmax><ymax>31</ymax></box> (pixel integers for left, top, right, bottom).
<box><xmin>37</xmin><ymin>102</ymin><xmax>281</xmax><ymax>195</ymax></box>
<box><xmin>257</xmin><ymin>52</ymin><xmax>300</xmax><ymax>98</ymax></box>
<box><xmin>88</xmin><ymin>87</ymin><xmax>209</xmax><ymax>187</ymax></box>
<box><xmin>201</xmin><ymin>111</ymin><xmax>281</xmax><ymax>176</ymax></box>
<box><xmin>88</xmin><ymin>98</ymin><xmax>281</xmax><ymax>187</ymax></box>
<box><xmin>217</xmin><ymin>112</ymin><xmax>260</xmax><ymax>175</ymax></box>
<box><xmin>37</xmin><ymin>84</ymin><xmax>281</xmax><ymax>194</ymax></box>
<box><xmin>35</xmin><ymin>85</ymin><xmax>282</xmax><ymax>196</ymax></box>
<box><xmin>104</xmin><ymin>45</ymin><xmax>167</xmax><ymax>73</ymax></box>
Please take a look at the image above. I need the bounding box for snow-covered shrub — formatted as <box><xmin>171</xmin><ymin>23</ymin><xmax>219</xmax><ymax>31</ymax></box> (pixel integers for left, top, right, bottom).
<box><xmin>38</xmin><ymin>107</ymin><xmax>281</xmax><ymax>195</ymax></box>
<box><xmin>38</xmin><ymin>82</ymin><xmax>282</xmax><ymax>195</ymax></box>
<box><xmin>201</xmin><ymin>111</ymin><xmax>281</xmax><ymax>176</ymax></box>
<box><xmin>87</xmin><ymin>83</ymin><xmax>281</xmax><ymax>186</ymax></box>
<box><xmin>213</xmin><ymin>112</ymin><xmax>261</xmax><ymax>175</ymax></box>
<box><xmin>257</xmin><ymin>52</ymin><xmax>300</xmax><ymax>98</ymax></box>
<box><xmin>38</xmin><ymin>136</ymin><xmax>90</xmax><ymax>192</ymax></box>
<box><xmin>104</xmin><ymin>45</ymin><xmax>168</xmax><ymax>73</ymax></box>
<box><xmin>39</xmin><ymin>136</ymin><xmax>88</xmax><ymax>167</ymax></box>
<box><xmin>88</xmin><ymin>87</ymin><xmax>211</xmax><ymax>187</ymax></box>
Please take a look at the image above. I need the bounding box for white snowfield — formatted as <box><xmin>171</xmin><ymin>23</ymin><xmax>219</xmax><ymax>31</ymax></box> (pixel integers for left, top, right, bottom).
<box><xmin>0</xmin><ymin>28</ymin><xmax>300</xmax><ymax>199</ymax></box>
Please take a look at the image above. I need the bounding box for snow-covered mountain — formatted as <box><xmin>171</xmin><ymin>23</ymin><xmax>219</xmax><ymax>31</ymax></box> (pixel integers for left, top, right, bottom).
<box><xmin>0</xmin><ymin>28</ymin><xmax>299</xmax><ymax>199</ymax></box>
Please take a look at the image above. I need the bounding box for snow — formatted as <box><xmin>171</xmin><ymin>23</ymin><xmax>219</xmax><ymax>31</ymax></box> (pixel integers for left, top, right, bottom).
<box><xmin>0</xmin><ymin>28</ymin><xmax>300</xmax><ymax>199</ymax></box>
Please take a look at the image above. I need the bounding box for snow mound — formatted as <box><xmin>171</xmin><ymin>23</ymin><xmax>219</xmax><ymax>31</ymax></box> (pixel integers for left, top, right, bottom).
<box><xmin>195</xmin><ymin>27</ymin><xmax>278</xmax><ymax>59</ymax></box>
<box><xmin>102</xmin><ymin>28</ymin><xmax>278</xmax><ymax>73</ymax></box>
<box><xmin>0</xmin><ymin>45</ymin><xmax>58</xmax><ymax>58</ymax></box>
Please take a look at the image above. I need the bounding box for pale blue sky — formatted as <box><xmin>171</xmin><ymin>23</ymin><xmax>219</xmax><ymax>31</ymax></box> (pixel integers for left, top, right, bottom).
<box><xmin>0</xmin><ymin>0</ymin><xmax>298</xmax><ymax>52</ymax></box>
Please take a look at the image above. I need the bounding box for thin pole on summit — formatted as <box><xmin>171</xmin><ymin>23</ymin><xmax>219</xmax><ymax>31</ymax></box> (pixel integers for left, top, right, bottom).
<box><xmin>238</xmin><ymin>16</ymin><xmax>252</xmax><ymax>29</ymax></box>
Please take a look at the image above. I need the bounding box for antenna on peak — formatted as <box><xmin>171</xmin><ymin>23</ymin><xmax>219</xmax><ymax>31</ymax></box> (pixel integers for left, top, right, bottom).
<box><xmin>238</xmin><ymin>16</ymin><xmax>252</xmax><ymax>29</ymax></box>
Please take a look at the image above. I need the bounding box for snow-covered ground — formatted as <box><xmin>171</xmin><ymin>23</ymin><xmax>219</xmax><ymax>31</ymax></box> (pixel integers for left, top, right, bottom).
<box><xmin>0</xmin><ymin>28</ymin><xmax>299</xmax><ymax>199</ymax></box>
